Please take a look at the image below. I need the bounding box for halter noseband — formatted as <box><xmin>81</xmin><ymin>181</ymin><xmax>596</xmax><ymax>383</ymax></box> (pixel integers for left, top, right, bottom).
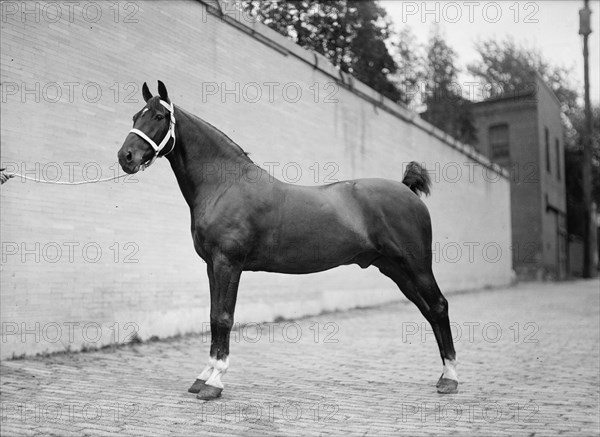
<box><xmin>129</xmin><ymin>99</ymin><xmax>176</xmax><ymax>169</ymax></box>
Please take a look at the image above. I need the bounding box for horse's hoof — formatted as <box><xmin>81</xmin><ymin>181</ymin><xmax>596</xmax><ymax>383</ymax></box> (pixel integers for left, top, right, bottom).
<box><xmin>196</xmin><ymin>384</ymin><xmax>223</xmax><ymax>400</ymax></box>
<box><xmin>188</xmin><ymin>379</ymin><xmax>206</xmax><ymax>394</ymax></box>
<box><xmin>437</xmin><ymin>378</ymin><xmax>458</xmax><ymax>394</ymax></box>
<box><xmin>436</xmin><ymin>373</ymin><xmax>444</xmax><ymax>388</ymax></box>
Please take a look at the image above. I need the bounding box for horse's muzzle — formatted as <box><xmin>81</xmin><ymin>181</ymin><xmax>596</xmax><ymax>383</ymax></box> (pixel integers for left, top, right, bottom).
<box><xmin>117</xmin><ymin>148</ymin><xmax>140</xmax><ymax>174</ymax></box>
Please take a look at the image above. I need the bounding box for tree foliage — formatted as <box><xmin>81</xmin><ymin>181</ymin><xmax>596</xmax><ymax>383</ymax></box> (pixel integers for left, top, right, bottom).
<box><xmin>242</xmin><ymin>0</ymin><xmax>403</xmax><ymax>102</ymax></box>
<box><xmin>565</xmin><ymin>106</ymin><xmax>600</xmax><ymax>216</ymax></box>
<box><xmin>390</xmin><ymin>27</ymin><xmax>425</xmax><ymax>106</ymax></box>
<box><xmin>420</xmin><ymin>30</ymin><xmax>477</xmax><ymax>145</ymax></box>
<box><xmin>468</xmin><ymin>38</ymin><xmax>579</xmax><ymax>117</ymax></box>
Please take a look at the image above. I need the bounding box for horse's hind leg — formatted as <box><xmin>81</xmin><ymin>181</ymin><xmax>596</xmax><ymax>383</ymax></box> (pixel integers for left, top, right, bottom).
<box><xmin>375</xmin><ymin>257</ymin><xmax>458</xmax><ymax>394</ymax></box>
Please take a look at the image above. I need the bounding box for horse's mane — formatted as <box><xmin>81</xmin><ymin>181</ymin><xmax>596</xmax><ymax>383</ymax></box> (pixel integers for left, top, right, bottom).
<box><xmin>145</xmin><ymin>96</ymin><xmax>253</xmax><ymax>162</ymax></box>
<box><xmin>178</xmin><ymin>104</ymin><xmax>253</xmax><ymax>162</ymax></box>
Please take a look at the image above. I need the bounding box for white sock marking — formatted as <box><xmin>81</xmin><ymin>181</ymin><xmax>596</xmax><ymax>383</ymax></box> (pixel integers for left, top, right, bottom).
<box><xmin>200</xmin><ymin>357</ymin><xmax>229</xmax><ymax>389</ymax></box>
<box><xmin>443</xmin><ymin>359</ymin><xmax>458</xmax><ymax>382</ymax></box>
<box><xmin>197</xmin><ymin>357</ymin><xmax>219</xmax><ymax>380</ymax></box>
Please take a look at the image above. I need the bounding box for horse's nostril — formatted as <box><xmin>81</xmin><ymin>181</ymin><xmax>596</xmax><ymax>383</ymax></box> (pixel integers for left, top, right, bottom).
<box><xmin>126</xmin><ymin>151</ymin><xmax>133</xmax><ymax>163</ymax></box>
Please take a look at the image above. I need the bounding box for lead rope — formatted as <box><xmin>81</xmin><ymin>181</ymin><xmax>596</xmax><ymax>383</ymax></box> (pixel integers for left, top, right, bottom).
<box><xmin>0</xmin><ymin>172</ymin><xmax>128</xmax><ymax>185</ymax></box>
<box><xmin>1</xmin><ymin>100</ymin><xmax>175</xmax><ymax>186</ymax></box>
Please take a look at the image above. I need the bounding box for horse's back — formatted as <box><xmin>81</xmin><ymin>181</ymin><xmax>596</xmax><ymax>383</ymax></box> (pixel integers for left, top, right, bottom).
<box><xmin>289</xmin><ymin>176</ymin><xmax>431</xmax><ymax>242</ymax></box>
<box><xmin>323</xmin><ymin>177</ymin><xmax>429</xmax><ymax>219</ymax></box>
<box><xmin>276</xmin><ymin>176</ymin><xmax>430</xmax><ymax>229</ymax></box>
<box><xmin>324</xmin><ymin>177</ymin><xmax>433</xmax><ymax>255</ymax></box>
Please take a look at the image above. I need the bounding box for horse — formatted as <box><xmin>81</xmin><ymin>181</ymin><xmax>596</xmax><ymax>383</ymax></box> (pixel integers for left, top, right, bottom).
<box><xmin>117</xmin><ymin>81</ymin><xmax>459</xmax><ymax>400</ymax></box>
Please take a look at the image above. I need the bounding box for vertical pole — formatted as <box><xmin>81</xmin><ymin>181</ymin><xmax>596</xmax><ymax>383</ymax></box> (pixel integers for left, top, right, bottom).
<box><xmin>580</xmin><ymin>0</ymin><xmax>595</xmax><ymax>277</ymax></box>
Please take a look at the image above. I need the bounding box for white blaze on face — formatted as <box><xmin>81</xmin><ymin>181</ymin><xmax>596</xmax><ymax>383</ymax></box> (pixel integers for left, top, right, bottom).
<box><xmin>443</xmin><ymin>359</ymin><xmax>458</xmax><ymax>381</ymax></box>
<box><xmin>197</xmin><ymin>357</ymin><xmax>229</xmax><ymax>389</ymax></box>
<box><xmin>141</xmin><ymin>108</ymin><xmax>149</xmax><ymax>115</ymax></box>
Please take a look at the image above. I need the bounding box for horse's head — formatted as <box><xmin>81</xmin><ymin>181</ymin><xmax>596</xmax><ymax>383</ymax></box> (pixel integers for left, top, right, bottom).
<box><xmin>118</xmin><ymin>81</ymin><xmax>175</xmax><ymax>174</ymax></box>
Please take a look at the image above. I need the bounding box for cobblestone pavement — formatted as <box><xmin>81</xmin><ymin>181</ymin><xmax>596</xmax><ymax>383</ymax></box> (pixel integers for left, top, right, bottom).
<box><xmin>1</xmin><ymin>280</ymin><xmax>598</xmax><ymax>436</ymax></box>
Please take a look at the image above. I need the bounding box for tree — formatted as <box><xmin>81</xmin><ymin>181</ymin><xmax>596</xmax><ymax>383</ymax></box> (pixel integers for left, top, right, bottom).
<box><xmin>242</xmin><ymin>0</ymin><xmax>403</xmax><ymax>102</ymax></box>
<box><xmin>468</xmin><ymin>38</ymin><xmax>579</xmax><ymax>117</ymax></box>
<box><xmin>566</xmin><ymin>105</ymin><xmax>600</xmax><ymax>220</ymax></box>
<box><xmin>420</xmin><ymin>30</ymin><xmax>477</xmax><ymax>145</ymax></box>
<box><xmin>390</xmin><ymin>27</ymin><xmax>425</xmax><ymax>107</ymax></box>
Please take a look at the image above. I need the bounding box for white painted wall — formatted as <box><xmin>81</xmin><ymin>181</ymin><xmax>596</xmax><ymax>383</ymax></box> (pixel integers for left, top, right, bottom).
<box><xmin>0</xmin><ymin>0</ymin><xmax>512</xmax><ymax>359</ymax></box>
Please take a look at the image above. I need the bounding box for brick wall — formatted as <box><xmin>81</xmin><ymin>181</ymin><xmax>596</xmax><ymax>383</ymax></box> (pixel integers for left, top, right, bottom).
<box><xmin>536</xmin><ymin>79</ymin><xmax>567</xmax><ymax>278</ymax></box>
<box><xmin>0</xmin><ymin>0</ymin><xmax>512</xmax><ymax>359</ymax></box>
<box><xmin>471</xmin><ymin>97</ymin><xmax>543</xmax><ymax>276</ymax></box>
<box><xmin>470</xmin><ymin>75</ymin><xmax>566</xmax><ymax>279</ymax></box>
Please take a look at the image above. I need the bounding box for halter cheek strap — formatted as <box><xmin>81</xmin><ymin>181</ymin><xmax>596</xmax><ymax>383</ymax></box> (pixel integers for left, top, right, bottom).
<box><xmin>129</xmin><ymin>99</ymin><xmax>176</xmax><ymax>169</ymax></box>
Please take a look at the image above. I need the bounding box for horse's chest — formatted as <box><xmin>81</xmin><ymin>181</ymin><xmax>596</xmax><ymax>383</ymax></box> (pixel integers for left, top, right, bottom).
<box><xmin>191</xmin><ymin>230</ymin><xmax>209</xmax><ymax>260</ymax></box>
<box><xmin>190</xmin><ymin>213</ymin><xmax>213</xmax><ymax>257</ymax></box>
<box><xmin>191</xmin><ymin>219</ymin><xmax>219</xmax><ymax>258</ymax></box>
<box><xmin>191</xmin><ymin>215</ymin><xmax>249</xmax><ymax>261</ymax></box>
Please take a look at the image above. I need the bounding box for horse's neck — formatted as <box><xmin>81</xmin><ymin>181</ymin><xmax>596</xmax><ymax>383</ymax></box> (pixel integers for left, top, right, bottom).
<box><xmin>166</xmin><ymin>108</ymin><xmax>258</xmax><ymax>209</ymax></box>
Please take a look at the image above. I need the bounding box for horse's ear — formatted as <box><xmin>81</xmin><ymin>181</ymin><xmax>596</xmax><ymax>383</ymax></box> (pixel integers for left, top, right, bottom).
<box><xmin>157</xmin><ymin>80</ymin><xmax>170</xmax><ymax>103</ymax></box>
<box><xmin>142</xmin><ymin>82</ymin><xmax>152</xmax><ymax>103</ymax></box>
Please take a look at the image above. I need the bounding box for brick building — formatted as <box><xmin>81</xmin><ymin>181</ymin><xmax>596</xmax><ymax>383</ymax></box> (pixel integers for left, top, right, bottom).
<box><xmin>470</xmin><ymin>75</ymin><xmax>567</xmax><ymax>280</ymax></box>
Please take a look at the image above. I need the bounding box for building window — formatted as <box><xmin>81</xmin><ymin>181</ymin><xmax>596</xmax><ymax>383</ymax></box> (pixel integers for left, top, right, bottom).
<box><xmin>555</xmin><ymin>138</ymin><xmax>561</xmax><ymax>180</ymax></box>
<box><xmin>545</xmin><ymin>127</ymin><xmax>551</xmax><ymax>173</ymax></box>
<box><xmin>489</xmin><ymin>124</ymin><xmax>509</xmax><ymax>160</ymax></box>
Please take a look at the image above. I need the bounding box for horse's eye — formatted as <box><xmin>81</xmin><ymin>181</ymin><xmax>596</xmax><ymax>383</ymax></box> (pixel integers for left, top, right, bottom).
<box><xmin>156</xmin><ymin>114</ymin><xmax>164</xmax><ymax>120</ymax></box>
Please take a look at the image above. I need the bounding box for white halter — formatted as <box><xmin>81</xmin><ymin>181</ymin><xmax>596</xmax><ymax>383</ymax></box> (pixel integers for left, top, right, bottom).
<box><xmin>129</xmin><ymin>99</ymin><xmax>176</xmax><ymax>169</ymax></box>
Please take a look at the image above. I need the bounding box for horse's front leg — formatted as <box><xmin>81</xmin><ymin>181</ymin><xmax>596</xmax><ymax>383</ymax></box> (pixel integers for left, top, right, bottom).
<box><xmin>188</xmin><ymin>264</ymin><xmax>216</xmax><ymax>394</ymax></box>
<box><xmin>189</xmin><ymin>256</ymin><xmax>241</xmax><ymax>400</ymax></box>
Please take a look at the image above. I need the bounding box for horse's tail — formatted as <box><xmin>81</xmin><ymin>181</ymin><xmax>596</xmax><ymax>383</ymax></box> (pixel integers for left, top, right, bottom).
<box><xmin>402</xmin><ymin>161</ymin><xmax>431</xmax><ymax>197</ymax></box>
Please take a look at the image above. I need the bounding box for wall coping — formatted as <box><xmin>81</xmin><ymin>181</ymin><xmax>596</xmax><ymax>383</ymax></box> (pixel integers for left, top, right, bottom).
<box><xmin>197</xmin><ymin>0</ymin><xmax>509</xmax><ymax>180</ymax></box>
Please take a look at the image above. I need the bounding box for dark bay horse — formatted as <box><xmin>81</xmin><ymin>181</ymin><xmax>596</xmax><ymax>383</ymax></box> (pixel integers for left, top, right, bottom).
<box><xmin>117</xmin><ymin>81</ymin><xmax>458</xmax><ymax>400</ymax></box>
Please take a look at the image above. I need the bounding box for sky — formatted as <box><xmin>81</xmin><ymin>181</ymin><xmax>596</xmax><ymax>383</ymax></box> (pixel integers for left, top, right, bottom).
<box><xmin>381</xmin><ymin>0</ymin><xmax>600</xmax><ymax>104</ymax></box>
